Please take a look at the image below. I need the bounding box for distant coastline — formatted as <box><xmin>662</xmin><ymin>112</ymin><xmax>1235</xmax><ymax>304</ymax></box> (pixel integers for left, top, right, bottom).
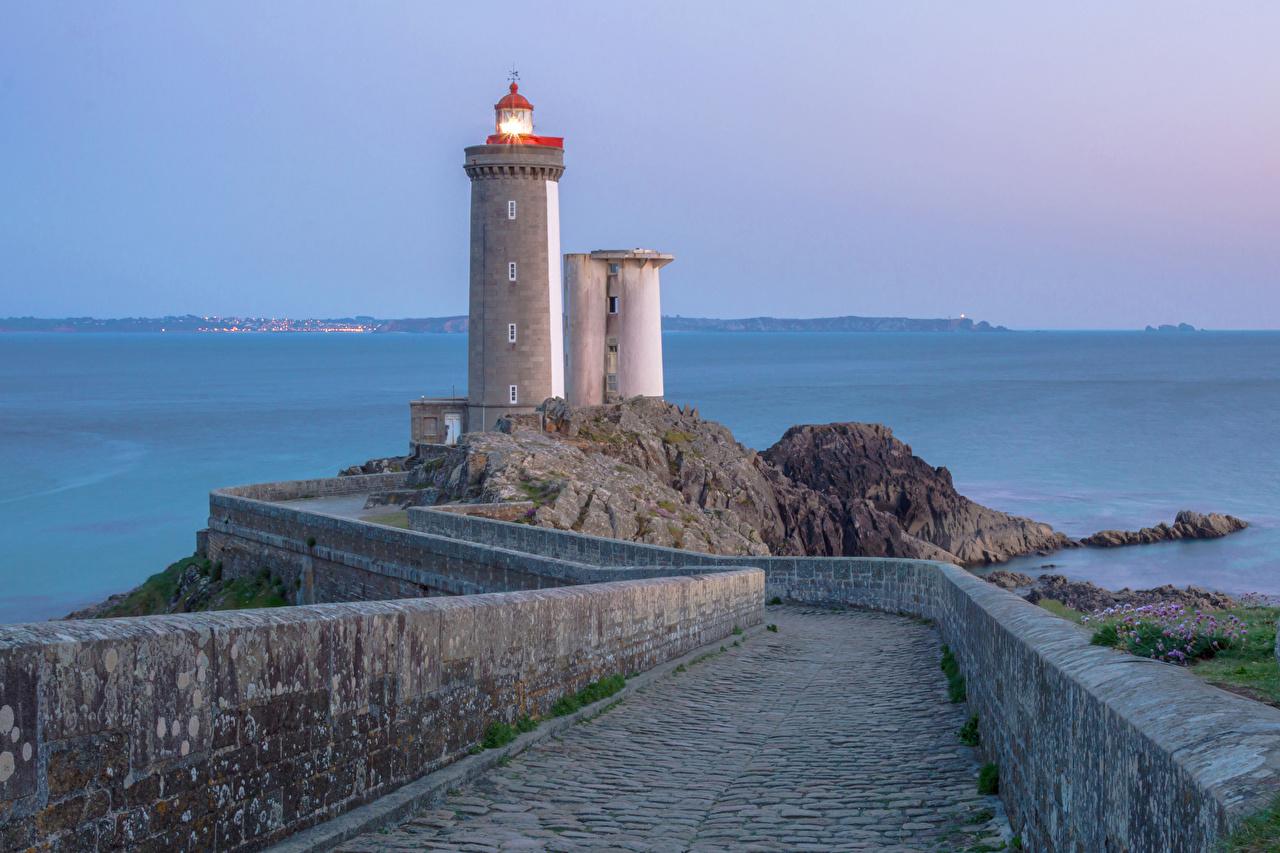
<box><xmin>0</xmin><ymin>313</ymin><xmax>1008</xmax><ymax>334</ymax></box>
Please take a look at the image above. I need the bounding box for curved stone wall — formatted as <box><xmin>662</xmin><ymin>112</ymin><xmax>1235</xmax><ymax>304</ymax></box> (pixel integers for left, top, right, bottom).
<box><xmin>0</xmin><ymin>572</ymin><xmax>762</xmax><ymax>850</ymax></box>
<box><xmin>7</xmin><ymin>470</ymin><xmax>1272</xmax><ymax>851</ymax></box>
<box><xmin>410</xmin><ymin>505</ymin><xmax>1280</xmax><ymax>850</ymax></box>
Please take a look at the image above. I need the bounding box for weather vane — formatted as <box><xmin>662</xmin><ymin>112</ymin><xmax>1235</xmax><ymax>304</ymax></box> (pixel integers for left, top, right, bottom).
<box><xmin>507</xmin><ymin>65</ymin><xmax>520</xmax><ymax>85</ymax></box>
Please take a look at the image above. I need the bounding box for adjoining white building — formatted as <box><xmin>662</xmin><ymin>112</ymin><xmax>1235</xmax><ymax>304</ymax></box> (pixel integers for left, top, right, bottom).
<box><xmin>564</xmin><ymin>249</ymin><xmax>673</xmax><ymax>407</ymax></box>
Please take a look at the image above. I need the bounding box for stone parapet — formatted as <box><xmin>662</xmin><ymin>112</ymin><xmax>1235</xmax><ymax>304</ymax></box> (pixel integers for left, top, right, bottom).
<box><xmin>0</xmin><ymin>571</ymin><xmax>763</xmax><ymax>851</ymax></box>
<box><xmin>409</xmin><ymin>504</ymin><xmax>1280</xmax><ymax>850</ymax></box>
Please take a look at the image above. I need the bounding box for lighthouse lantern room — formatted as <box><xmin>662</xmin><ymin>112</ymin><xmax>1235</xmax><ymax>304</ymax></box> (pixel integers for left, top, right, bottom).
<box><xmin>487</xmin><ymin>83</ymin><xmax>564</xmax><ymax>148</ymax></box>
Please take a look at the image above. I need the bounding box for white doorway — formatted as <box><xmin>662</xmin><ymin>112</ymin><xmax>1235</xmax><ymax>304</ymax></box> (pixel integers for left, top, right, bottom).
<box><xmin>444</xmin><ymin>413</ymin><xmax>462</xmax><ymax>446</ymax></box>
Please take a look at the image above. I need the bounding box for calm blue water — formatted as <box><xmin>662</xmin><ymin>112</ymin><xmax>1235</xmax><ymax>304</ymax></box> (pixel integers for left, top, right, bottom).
<box><xmin>1</xmin><ymin>331</ymin><xmax>1277</xmax><ymax>622</ymax></box>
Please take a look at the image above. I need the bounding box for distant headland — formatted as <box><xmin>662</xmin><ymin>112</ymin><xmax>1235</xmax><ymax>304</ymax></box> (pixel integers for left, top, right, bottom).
<box><xmin>0</xmin><ymin>313</ymin><xmax>1008</xmax><ymax>334</ymax></box>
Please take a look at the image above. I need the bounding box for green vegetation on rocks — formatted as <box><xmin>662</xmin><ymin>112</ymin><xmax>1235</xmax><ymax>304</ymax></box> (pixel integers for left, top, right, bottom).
<box><xmin>959</xmin><ymin>714</ymin><xmax>981</xmax><ymax>746</ymax></box>
<box><xmin>71</xmin><ymin>554</ymin><xmax>291</xmax><ymax>618</ymax></box>
<box><xmin>1040</xmin><ymin>597</ymin><xmax>1280</xmax><ymax>710</ymax></box>
<box><xmin>1182</xmin><ymin>605</ymin><xmax>1280</xmax><ymax>708</ymax></box>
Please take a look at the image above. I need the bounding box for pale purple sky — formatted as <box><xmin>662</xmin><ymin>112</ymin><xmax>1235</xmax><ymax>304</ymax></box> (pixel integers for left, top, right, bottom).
<box><xmin>2</xmin><ymin>2</ymin><xmax>1278</xmax><ymax>329</ymax></box>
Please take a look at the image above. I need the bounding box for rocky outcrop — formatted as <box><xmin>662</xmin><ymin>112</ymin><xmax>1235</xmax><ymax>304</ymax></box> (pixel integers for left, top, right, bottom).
<box><xmin>1020</xmin><ymin>574</ymin><xmax>1237</xmax><ymax>614</ymax></box>
<box><xmin>763</xmin><ymin>424</ymin><xmax>1076</xmax><ymax>564</ymax></box>
<box><xmin>339</xmin><ymin>456</ymin><xmax>408</xmax><ymax>476</ymax></box>
<box><xmin>978</xmin><ymin>570</ymin><xmax>1238</xmax><ymax>613</ymax></box>
<box><xmin>983</xmin><ymin>570</ymin><xmax>1036</xmax><ymax>590</ymax></box>
<box><xmin>395</xmin><ymin>397</ymin><xmax>1081</xmax><ymax>565</ymax></box>
<box><xmin>1081</xmin><ymin>511</ymin><xmax>1248</xmax><ymax>548</ymax></box>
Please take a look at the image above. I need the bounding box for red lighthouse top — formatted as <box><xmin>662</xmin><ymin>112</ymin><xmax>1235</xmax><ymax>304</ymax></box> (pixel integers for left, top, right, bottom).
<box><xmin>495</xmin><ymin>82</ymin><xmax>533</xmax><ymax>111</ymax></box>
<box><xmin>486</xmin><ymin>82</ymin><xmax>563</xmax><ymax>148</ymax></box>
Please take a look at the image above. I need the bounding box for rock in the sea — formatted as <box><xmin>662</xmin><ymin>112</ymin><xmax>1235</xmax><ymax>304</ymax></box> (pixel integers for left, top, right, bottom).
<box><xmin>403</xmin><ymin>397</ymin><xmax>1074</xmax><ymax>565</ymax></box>
<box><xmin>763</xmin><ymin>423</ymin><xmax>1076</xmax><ymax>564</ymax></box>
<box><xmin>1082</xmin><ymin>510</ymin><xmax>1247</xmax><ymax>548</ymax></box>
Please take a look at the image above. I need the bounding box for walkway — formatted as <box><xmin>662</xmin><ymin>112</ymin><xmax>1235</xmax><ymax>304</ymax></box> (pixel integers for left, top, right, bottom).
<box><xmin>340</xmin><ymin>607</ymin><xmax>1009</xmax><ymax>852</ymax></box>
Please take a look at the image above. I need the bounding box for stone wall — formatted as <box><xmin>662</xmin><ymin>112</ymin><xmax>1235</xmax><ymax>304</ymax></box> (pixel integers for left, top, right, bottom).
<box><xmin>770</xmin><ymin>559</ymin><xmax>1280</xmax><ymax>851</ymax></box>
<box><xmin>20</xmin><ymin>472</ymin><xmax>1270</xmax><ymax>851</ymax></box>
<box><xmin>208</xmin><ymin>491</ymin><xmax>742</xmax><ymax>608</ymax></box>
<box><xmin>409</xmin><ymin>504</ymin><xmax>722</xmax><ymax>568</ymax></box>
<box><xmin>222</xmin><ymin>472</ymin><xmax>409</xmax><ymax>503</ymax></box>
<box><xmin>208</xmin><ymin>484</ymin><xmax>581</xmax><ymax>603</ymax></box>
<box><xmin>410</xmin><ymin>507</ymin><xmax>1280</xmax><ymax>850</ymax></box>
<box><xmin>0</xmin><ymin>571</ymin><xmax>763</xmax><ymax>851</ymax></box>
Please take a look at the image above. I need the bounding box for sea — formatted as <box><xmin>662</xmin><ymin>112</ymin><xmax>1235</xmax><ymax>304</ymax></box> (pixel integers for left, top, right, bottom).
<box><xmin>1</xmin><ymin>331</ymin><xmax>1277</xmax><ymax>624</ymax></box>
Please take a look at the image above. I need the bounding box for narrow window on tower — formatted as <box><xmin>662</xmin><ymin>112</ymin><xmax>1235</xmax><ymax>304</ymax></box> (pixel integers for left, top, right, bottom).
<box><xmin>509</xmin><ymin>384</ymin><xmax>518</xmax><ymax>404</ymax></box>
<box><xmin>606</xmin><ymin>343</ymin><xmax>619</xmax><ymax>393</ymax></box>
<box><xmin>608</xmin><ymin>296</ymin><xmax>619</xmax><ymax>315</ymax></box>
<box><xmin>508</xmin><ymin>262</ymin><xmax>518</xmax><ymax>282</ymax></box>
<box><xmin>507</xmin><ymin>200</ymin><xmax>517</xmax><ymax>220</ymax></box>
<box><xmin>508</xmin><ymin>323</ymin><xmax>517</xmax><ymax>343</ymax></box>
<box><xmin>608</xmin><ymin>263</ymin><xmax>620</xmax><ymax>274</ymax></box>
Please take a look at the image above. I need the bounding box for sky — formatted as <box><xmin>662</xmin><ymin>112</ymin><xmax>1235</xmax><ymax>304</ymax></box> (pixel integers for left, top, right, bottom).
<box><xmin>1</xmin><ymin>3</ymin><xmax>1277</xmax><ymax>330</ymax></box>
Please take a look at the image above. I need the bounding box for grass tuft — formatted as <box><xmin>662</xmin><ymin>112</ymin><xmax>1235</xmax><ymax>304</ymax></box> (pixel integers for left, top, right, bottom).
<box><xmin>1225</xmin><ymin>793</ymin><xmax>1280</xmax><ymax>852</ymax></box>
<box><xmin>941</xmin><ymin>644</ymin><xmax>967</xmax><ymax>703</ymax></box>
<box><xmin>481</xmin><ymin>722</ymin><xmax>517</xmax><ymax>750</ymax></box>
<box><xmin>977</xmin><ymin>763</ymin><xmax>999</xmax><ymax>795</ymax></box>
<box><xmin>1037</xmin><ymin>598</ymin><xmax>1085</xmax><ymax>622</ymax></box>
<box><xmin>550</xmin><ymin>674</ymin><xmax>626</xmax><ymax>717</ymax></box>
<box><xmin>959</xmin><ymin>713</ymin><xmax>980</xmax><ymax>747</ymax></box>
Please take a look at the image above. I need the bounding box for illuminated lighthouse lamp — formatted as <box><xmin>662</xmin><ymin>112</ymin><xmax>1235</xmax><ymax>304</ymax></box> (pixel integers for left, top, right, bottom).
<box><xmin>486</xmin><ymin>82</ymin><xmax>564</xmax><ymax>148</ymax></box>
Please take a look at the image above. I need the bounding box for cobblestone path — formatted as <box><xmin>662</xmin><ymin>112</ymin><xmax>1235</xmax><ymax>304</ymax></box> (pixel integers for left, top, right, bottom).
<box><xmin>341</xmin><ymin>607</ymin><xmax>1009</xmax><ymax>852</ymax></box>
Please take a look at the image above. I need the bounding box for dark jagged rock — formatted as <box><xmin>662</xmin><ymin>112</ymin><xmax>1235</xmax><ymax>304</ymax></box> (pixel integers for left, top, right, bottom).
<box><xmin>1082</xmin><ymin>511</ymin><xmax>1248</xmax><ymax>548</ymax></box>
<box><xmin>763</xmin><ymin>423</ymin><xmax>1076</xmax><ymax>565</ymax></box>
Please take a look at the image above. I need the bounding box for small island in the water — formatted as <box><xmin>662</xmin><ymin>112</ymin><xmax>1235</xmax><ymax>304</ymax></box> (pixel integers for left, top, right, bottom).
<box><xmin>1145</xmin><ymin>322</ymin><xmax>1199</xmax><ymax>332</ymax></box>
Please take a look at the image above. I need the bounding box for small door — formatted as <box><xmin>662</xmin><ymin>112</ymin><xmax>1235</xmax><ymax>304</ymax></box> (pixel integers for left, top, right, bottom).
<box><xmin>444</xmin><ymin>413</ymin><xmax>462</xmax><ymax>445</ymax></box>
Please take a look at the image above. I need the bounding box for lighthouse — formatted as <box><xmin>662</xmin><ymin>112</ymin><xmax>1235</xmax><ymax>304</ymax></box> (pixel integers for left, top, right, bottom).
<box><xmin>409</xmin><ymin>79</ymin><xmax>671</xmax><ymax>450</ymax></box>
<box><xmin>462</xmin><ymin>81</ymin><xmax>566</xmax><ymax>431</ymax></box>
